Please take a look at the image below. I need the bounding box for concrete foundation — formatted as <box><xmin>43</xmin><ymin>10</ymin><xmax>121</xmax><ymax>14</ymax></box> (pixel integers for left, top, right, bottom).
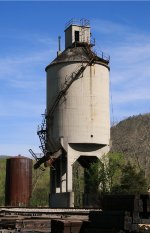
<box><xmin>49</xmin><ymin>192</ymin><xmax>74</xmax><ymax>208</ymax></box>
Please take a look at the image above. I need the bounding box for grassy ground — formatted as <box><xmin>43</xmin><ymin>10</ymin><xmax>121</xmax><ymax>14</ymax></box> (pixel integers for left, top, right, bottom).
<box><xmin>0</xmin><ymin>158</ymin><xmax>7</xmax><ymax>205</ymax></box>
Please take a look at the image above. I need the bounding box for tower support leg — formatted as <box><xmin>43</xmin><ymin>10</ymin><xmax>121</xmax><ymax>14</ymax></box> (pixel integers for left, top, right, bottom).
<box><xmin>49</xmin><ymin>154</ymin><xmax>74</xmax><ymax>207</ymax></box>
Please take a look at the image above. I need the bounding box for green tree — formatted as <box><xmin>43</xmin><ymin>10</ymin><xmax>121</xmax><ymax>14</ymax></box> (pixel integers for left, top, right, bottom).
<box><xmin>30</xmin><ymin>165</ymin><xmax>50</xmax><ymax>207</ymax></box>
<box><xmin>106</xmin><ymin>152</ymin><xmax>124</xmax><ymax>191</ymax></box>
<box><xmin>85</xmin><ymin>160</ymin><xmax>108</xmax><ymax>194</ymax></box>
<box><xmin>85</xmin><ymin>153</ymin><xmax>124</xmax><ymax>194</ymax></box>
<box><xmin>85</xmin><ymin>153</ymin><xmax>148</xmax><ymax>196</ymax></box>
<box><xmin>73</xmin><ymin>160</ymin><xmax>84</xmax><ymax>207</ymax></box>
<box><xmin>113</xmin><ymin>162</ymin><xmax>148</xmax><ymax>194</ymax></box>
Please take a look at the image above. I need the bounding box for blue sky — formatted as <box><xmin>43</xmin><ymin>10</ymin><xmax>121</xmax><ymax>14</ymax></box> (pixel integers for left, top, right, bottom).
<box><xmin>0</xmin><ymin>1</ymin><xmax>150</xmax><ymax>157</ymax></box>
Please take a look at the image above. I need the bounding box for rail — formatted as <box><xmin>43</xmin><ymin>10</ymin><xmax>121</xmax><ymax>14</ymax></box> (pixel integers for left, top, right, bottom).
<box><xmin>92</xmin><ymin>49</ymin><xmax>110</xmax><ymax>62</ymax></box>
<box><xmin>0</xmin><ymin>207</ymin><xmax>100</xmax><ymax>216</ymax></box>
<box><xmin>65</xmin><ymin>18</ymin><xmax>90</xmax><ymax>30</ymax></box>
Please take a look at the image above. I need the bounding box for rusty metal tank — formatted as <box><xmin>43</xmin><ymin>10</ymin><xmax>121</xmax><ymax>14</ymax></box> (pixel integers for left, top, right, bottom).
<box><xmin>5</xmin><ymin>155</ymin><xmax>32</xmax><ymax>206</ymax></box>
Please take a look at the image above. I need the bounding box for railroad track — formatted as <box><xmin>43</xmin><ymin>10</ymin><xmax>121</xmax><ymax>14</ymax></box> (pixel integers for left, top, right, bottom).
<box><xmin>0</xmin><ymin>207</ymin><xmax>150</xmax><ymax>233</ymax></box>
<box><xmin>0</xmin><ymin>207</ymin><xmax>99</xmax><ymax>232</ymax></box>
<box><xmin>0</xmin><ymin>207</ymin><xmax>100</xmax><ymax>217</ymax></box>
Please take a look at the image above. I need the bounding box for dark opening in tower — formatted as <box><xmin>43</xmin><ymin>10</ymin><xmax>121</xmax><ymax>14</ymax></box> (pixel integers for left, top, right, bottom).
<box><xmin>75</xmin><ymin>31</ymin><xmax>79</xmax><ymax>42</ymax></box>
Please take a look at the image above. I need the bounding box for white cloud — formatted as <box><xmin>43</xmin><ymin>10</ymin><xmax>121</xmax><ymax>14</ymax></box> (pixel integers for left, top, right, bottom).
<box><xmin>0</xmin><ymin>33</ymin><xmax>57</xmax><ymax>119</ymax></box>
<box><xmin>113</xmin><ymin>88</ymin><xmax>150</xmax><ymax>104</ymax></box>
<box><xmin>0</xmin><ymin>99</ymin><xmax>45</xmax><ymax>117</ymax></box>
<box><xmin>0</xmin><ymin>32</ymin><xmax>56</xmax><ymax>155</ymax></box>
<box><xmin>92</xmin><ymin>19</ymin><xmax>131</xmax><ymax>36</ymax></box>
<box><xmin>0</xmin><ymin>50</ymin><xmax>54</xmax><ymax>81</ymax></box>
<box><xmin>93</xmin><ymin>19</ymin><xmax>150</xmax><ymax>120</ymax></box>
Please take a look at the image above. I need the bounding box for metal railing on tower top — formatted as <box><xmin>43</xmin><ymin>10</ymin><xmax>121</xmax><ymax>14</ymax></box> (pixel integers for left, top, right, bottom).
<box><xmin>65</xmin><ymin>18</ymin><xmax>90</xmax><ymax>30</ymax></box>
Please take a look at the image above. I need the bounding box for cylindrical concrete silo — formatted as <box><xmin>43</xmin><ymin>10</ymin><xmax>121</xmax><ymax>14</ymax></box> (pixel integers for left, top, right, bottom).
<box><xmin>37</xmin><ymin>19</ymin><xmax>110</xmax><ymax>207</ymax></box>
<box><xmin>5</xmin><ymin>155</ymin><xmax>32</xmax><ymax>206</ymax></box>
<box><xmin>46</xmin><ymin>48</ymin><xmax>110</xmax><ymax>152</ymax></box>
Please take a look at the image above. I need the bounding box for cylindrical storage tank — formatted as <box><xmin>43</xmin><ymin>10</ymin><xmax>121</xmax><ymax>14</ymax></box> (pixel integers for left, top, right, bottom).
<box><xmin>46</xmin><ymin>46</ymin><xmax>110</xmax><ymax>153</ymax></box>
<box><xmin>5</xmin><ymin>155</ymin><xmax>32</xmax><ymax>207</ymax></box>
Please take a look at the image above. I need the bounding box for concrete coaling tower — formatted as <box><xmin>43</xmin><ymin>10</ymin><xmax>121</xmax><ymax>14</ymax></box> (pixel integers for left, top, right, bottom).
<box><xmin>36</xmin><ymin>19</ymin><xmax>110</xmax><ymax>208</ymax></box>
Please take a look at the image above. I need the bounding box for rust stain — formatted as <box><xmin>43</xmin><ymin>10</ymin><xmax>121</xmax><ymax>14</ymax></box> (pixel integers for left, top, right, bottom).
<box><xmin>89</xmin><ymin>66</ymin><xmax>93</xmax><ymax>124</ymax></box>
<box><xmin>93</xmin><ymin>64</ymin><xmax>95</xmax><ymax>76</ymax></box>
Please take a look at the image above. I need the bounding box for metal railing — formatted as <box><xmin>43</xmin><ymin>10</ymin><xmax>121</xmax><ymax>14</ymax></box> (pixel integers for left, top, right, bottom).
<box><xmin>65</xmin><ymin>18</ymin><xmax>90</xmax><ymax>29</ymax></box>
<box><xmin>92</xmin><ymin>48</ymin><xmax>110</xmax><ymax>62</ymax></box>
<box><xmin>100</xmin><ymin>51</ymin><xmax>110</xmax><ymax>62</ymax></box>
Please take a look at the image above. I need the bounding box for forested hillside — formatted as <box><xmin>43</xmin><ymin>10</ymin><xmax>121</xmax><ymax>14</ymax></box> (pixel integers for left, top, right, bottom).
<box><xmin>111</xmin><ymin>113</ymin><xmax>150</xmax><ymax>184</ymax></box>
